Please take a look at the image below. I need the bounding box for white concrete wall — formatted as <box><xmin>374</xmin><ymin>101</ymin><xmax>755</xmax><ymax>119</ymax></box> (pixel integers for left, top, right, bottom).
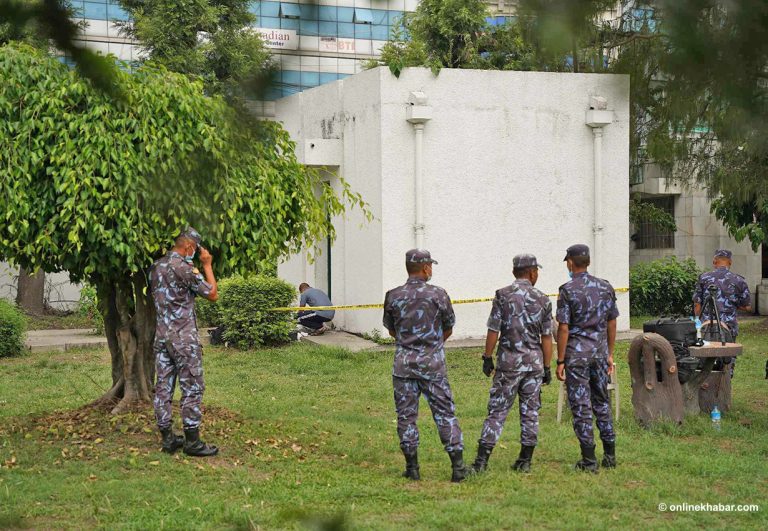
<box><xmin>0</xmin><ymin>262</ymin><xmax>81</xmax><ymax>311</ymax></box>
<box><xmin>277</xmin><ymin>67</ymin><xmax>631</xmax><ymax>337</ymax></box>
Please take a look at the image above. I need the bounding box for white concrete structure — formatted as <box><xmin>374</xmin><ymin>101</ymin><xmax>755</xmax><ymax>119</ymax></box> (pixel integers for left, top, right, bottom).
<box><xmin>277</xmin><ymin>67</ymin><xmax>631</xmax><ymax>337</ymax></box>
<box><xmin>0</xmin><ymin>263</ymin><xmax>81</xmax><ymax>311</ymax></box>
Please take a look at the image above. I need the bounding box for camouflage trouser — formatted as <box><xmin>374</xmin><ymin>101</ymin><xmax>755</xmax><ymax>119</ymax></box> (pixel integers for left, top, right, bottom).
<box><xmin>479</xmin><ymin>370</ymin><xmax>542</xmax><ymax>448</ymax></box>
<box><xmin>565</xmin><ymin>356</ymin><xmax>615</xmax><ymax>447</ymax></box>
<box><xmin>154</xmin><ymin>341</ymin><xmax>205</xmax><ymax>430</ymax></box>
<box><xmin>393</xmin><ymin>376</ymin><xmax>464</xmax><ymax>453</ymax></box>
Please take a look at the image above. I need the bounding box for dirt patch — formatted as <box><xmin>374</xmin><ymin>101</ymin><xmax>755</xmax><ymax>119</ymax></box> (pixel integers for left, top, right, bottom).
<box><xmin>1</xmin><ymin>403</ymin><xmax>325</xmax><ymax>470</ymax></box>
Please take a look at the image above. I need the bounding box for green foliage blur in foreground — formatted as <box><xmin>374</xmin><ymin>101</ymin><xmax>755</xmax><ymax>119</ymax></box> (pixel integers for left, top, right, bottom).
<box><xmin>2</xmin><ymin>324</ymin><xmax>768</xmax><ymax>528</ymax></box>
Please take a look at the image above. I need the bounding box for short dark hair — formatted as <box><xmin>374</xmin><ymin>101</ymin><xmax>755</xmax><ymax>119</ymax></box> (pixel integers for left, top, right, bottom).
<box><xmin>571</xmin><ymin>256</ymin><xmax>590</xmax><ymax>268</ymax></box>
<box><xmin>406</xmin><ymin>262</ymin><xmax>425</xmax><ymax>275</ymax></box>
<box><xmin>299</xmin><ymin>282</ymin><xmax>310</xmax><ymax>291</ymax></box>
<box><xmin>513</xmin><ymin>266</ymin><xmax>535</xmax><ymax>278</ymax></box>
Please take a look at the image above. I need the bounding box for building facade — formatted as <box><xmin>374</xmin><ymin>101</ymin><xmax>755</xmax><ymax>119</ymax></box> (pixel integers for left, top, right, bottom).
<box><xmin>276</xmin><ymin>67</ymin><xmax>631</xmax><ymax>337</ymax></box>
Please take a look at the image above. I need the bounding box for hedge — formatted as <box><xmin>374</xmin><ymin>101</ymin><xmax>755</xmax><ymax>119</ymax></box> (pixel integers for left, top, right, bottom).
<box><xmin>196</xmin><ymin>275</ymin><xmax>297</xmax><ymax>349</ymax></box>
<box><xmin>629</xmin><ymin>256</ymin><xmax>702</xmax><ymax>316</ymax></box>
<box><xmin>0</xmin><ymin>299</ymin><xmax>26</xmax><ymax>357</ymax></box>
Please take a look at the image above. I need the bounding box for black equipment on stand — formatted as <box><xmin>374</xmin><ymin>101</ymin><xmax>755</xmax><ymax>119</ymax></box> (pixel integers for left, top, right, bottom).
<box><xmin>697</xmin><ymin>284</ymin><xmax>727</xmax><ymax>346</ymax></box>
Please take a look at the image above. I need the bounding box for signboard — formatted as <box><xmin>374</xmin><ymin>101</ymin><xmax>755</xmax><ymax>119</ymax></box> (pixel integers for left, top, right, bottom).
<box><xmin>254</xmin><ymin>28</ymin><xmax>298</xmax><ymax>50</ymax></box>
<box><xmin>319</xmin><ymin>36</ymin><xmax>356</xmax><ymax>54</ymax></box>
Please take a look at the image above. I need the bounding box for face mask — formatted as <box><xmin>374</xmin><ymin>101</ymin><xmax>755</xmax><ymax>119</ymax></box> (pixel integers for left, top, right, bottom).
<box><xmin>568</xmin><ymin>271</ymin><xmax>573</xmax><ymax>279</ymax></box>
<box><xmin>184</xmin><ymin>248</ymin><xmax>196</xmax><ymax>264</ymax></box>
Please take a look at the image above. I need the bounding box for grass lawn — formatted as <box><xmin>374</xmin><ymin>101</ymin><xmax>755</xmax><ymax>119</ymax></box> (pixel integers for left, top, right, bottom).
<box><xmin>2</xmin><ymin>322</ymin><xmax>768</xmax><ymax>529</ymax></box>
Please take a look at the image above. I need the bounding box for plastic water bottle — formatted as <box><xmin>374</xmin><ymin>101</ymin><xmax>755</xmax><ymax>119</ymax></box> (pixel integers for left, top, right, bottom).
<box><xmin>694</xmin><ymin>317</ymin><xmax>703</xmax><ymax>341</ymax></box>
<box><xmin>711</xmin><ymin>406</ymin><xmax>721</xmax><ymax>430</ymax></box>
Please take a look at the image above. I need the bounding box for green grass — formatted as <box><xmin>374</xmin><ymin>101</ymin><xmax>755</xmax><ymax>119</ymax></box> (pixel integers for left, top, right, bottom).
<box><xmin>24</xmin><ymin>312</ymin><xmax>97</xmax><ymax>331</ymax></box>
<box><xmin>2</xmin><ymin>324</ymin><xmax>768</xmax><ymax>529</ymax></box>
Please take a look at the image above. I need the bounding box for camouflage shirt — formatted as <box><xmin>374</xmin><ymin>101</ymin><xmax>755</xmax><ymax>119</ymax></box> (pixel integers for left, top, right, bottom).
<box><xmin>556</xmin><ymin>272</ymin><xmax>619</xmax><ymax>359</ymax></box>
<box><xmin>383</xmin><ymin>278</ymin><xmax>456</xmax><ymax>380</ymax></box>
<box><xmin>487</xmin><ymin>279</ymin><xmax>553</xmax><ymax>373</ymax></box>
<box><xmin>693</xmin><ymin>267</ymin><xmax>751</xmax><ymax>336</ymax></box>
<box><xmin>150</xmin><ymin>251</ymin><xmax>213</xmax><ymax>346</ymax></box>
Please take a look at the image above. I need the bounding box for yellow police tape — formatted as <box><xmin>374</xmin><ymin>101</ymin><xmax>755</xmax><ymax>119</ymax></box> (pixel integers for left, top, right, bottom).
<box><xmin>269</xmin><ymin>287</ymin><xmax>630</xmax><ymax>312</ymax></box>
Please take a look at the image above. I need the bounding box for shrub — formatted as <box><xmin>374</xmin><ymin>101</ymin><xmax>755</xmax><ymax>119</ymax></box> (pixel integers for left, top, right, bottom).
<box><xmin>200</xmin><ymin>276</ymin><xmax>297</xmax><ymax>349</ymax></box>
<box><xmin>630</xmin><ymin>256</ymin><xmax>702</xmax><ymax>317</ymax></box>
<box><xmin>77</xmin><ymin>284</ymin><xmax>105</xmax><ymax>334</ymax></box>
<box><xmin>0</xmin><ymin>299</ymin><xmax>26</xmax><ymax>357</ymax></box>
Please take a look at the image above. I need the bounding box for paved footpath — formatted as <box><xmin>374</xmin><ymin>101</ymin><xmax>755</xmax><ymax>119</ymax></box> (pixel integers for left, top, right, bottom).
<box><xmin>25</xmin><ymin>328</ymin><xmax>108</xmax><ymax>353</ymax></box>
<box><xmin>25</xmin><ymin>328</ymin><xmax>642</xmax><ymax>353</ymax></box>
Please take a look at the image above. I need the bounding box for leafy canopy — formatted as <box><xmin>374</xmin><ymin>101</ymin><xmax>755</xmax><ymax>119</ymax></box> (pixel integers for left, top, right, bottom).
<box><xmin>117</xmin><ymin>0</ymin><xmax>275</xmax><ymax>99</ymax></box>
<box><xmin>0</xmin><ymin>43</ymin><xmax>365</xmax><ymax>285</ymax></box>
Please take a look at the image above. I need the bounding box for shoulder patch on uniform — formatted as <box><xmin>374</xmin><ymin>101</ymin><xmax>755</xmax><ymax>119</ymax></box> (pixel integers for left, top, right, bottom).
<box><xmin>192</xmin><ymin>267</ymin><xmax>201</xmax><ymax>275</ymax></box>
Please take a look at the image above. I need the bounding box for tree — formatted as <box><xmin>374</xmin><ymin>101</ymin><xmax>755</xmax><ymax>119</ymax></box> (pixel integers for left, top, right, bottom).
<box><xmin>117</xmin><ymin>0</ymin><xmax>275</xmax><ymax>100</ymax></box>
<box><xmin>521</xmin><ymin>0</ymin><xmax>768</xmax><ymax>251</ymax></box>
<box><xmin>0</xmin><ymin>43</ymin><xmax>367</xmax><ymax>412</ymax></box>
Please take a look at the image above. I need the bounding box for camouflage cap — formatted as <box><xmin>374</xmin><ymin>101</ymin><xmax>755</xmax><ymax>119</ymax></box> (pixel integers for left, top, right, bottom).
<box><xmin>178</xmin><ymin>227</ymin><xmax>202</xmax><ymax>248</ymax></box>
<box><xmin>513</xmin><ymin>254</ymin><xmax>542</xmax><ymax>269</ymax></box>
<box><xmin>714</xmin><ymin>249</ymin><xmax>733</xmax><ymax>259</ymax></box>
<box><xmin>405</xmin><ymin>248</ymin><xmax>438</xmax><ymax>264</ymax></box>
<box><xmin>563</xmin><ymin>244</ymin><xmax>590</xmax><ymax>261</ymax></box>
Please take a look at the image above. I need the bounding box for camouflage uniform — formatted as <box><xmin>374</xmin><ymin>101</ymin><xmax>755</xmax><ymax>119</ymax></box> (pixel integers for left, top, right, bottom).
<box><xmin>384</xmin><ymin>276</ymin><xmax>462</xmax><ymax>454</ymax></box>
<box><xmin>693</xmin><ymin>266</ymin><xmax>751</xmax><ymax>339</ymax></box>
<box><xmin>150</xmin><ymin>250</ymin><xmax>213</xmax><ymax>430</ymax></box>
<box><xmin>479</xmin><ymin>279</ymin><xmax>552</xmax><ymax>449</ymax></box>
<box><xmin>557</xmin><ymin>271</ymin><xmax>619</xmax><ymax>447</ymax></box>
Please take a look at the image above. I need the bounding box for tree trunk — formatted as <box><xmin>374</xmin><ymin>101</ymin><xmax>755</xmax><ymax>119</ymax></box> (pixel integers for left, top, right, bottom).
<box><xmin>92</xmin><ymin>272</ymin><xmax>156</xmax><ymax>414</ymax></box>
<box><xmin>16</xmin><ymin>267</ymin><xmax>45</xmax><ymax>315</ymax></box>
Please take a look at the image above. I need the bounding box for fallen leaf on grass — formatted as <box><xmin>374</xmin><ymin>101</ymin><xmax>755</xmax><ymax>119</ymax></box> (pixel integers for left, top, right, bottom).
<box><xmin>149</xmin><ymin>461</ymin><xmax>160</xmax><ymax>466</ymax></box>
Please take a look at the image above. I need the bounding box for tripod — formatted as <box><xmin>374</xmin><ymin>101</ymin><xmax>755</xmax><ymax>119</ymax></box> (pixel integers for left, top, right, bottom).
<box><xmin>697</xmin><ymin>284</ymin><xmax>727</xmax><ymax>346</ymax></box>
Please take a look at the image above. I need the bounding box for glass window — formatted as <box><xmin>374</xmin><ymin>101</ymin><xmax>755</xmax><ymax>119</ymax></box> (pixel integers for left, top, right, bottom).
<box><xmin>355</xmin><ymin>24</ymin><xmax>371</xmax><ymax>39</ymax></box>
<box><xmin>279</xmin><ymin>2</ymin><xmax>301</xmax><ymax>18</ymax></box>
<box><xmin>372</xmin><ymin>25</ymin><xmax>389</xmax><ymax>40</ymax></box>
<box><xmin>300</xmin><ymin>20</ymin><xmax>319</xmax><ymax>36</ymax></box>
<box><xmin>319</xmin><ymin>21</ymin><xmax>337</xmax><ymax>36</ymax></box>
<box><xmin>299</xmin><ymin>4</ymin><xmax>318</xmax><ymax>19</ymax></box>
<box><xmin>320</xmin><ymin>72</ymin><xmax>338</xmax><ymax>84</ymax></box>
<box><xmin>261</xmin><ymin>2</ymin><xmax>280</xmax><ymax>17</ymax></box>
<box><xmin>282</xmin><ymin>70</ymin><xmax>301</xmax><ymax>85</ymax></box>
<box><xmin>354</xmin><ymin>8</ymin><xmax>373</xmax><ymax>24</ymax></box>
<box><xmin>371</xmin><ymin>10</ymin><xmax>388</xmax><ymax>25</ymax></box>
<box><xmin>337</xmin><ymin>7</ymin><xmax>354</xmax><ymax>23</ymax></box>
<box><xmin>388</xmin><ymin>11</ymin><xmax>403</xmax><ymax>25</ymax></box>
<box><xmin>107</xmin><ymin>4</ymin><xmax>129</xmax><ymax>21</ymax></box>
<box><xmin>319</xmin><ymin>6</ymin><xmax>337</xmax><ymax>21</ymax></box>
<box><xmin>301</xmin><ymin>71</ymin><xmax>320</xmax><ymax>87</ymax></box>
<box><xmin>281</xmin><ymin>18</ymin><xmax>299</xmax><ymax>30</ymax></box>
<box><xmin>337</xmin><ymin>22</ymin><xmax>355</xmax><ymax>38</ymax></box>
<box><xmin>84</xmin><ymin>2</ymin><xmax>108</xmax><ymax>20</ymax></box>
<box><xmin>260</xmin><ymin>16</ymin><xmax>281</xmax><ymax>28</ymax></box>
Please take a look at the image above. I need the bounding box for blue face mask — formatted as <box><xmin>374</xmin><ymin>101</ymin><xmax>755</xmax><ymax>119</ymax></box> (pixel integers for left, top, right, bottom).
<box><xmin>184</xmin><ymin>248</ymin><xmax>196</xmax><ymax>264</ymax></box>
<box><xmin>568</xmin><ymin>271</ymin><xmax>573</xmax><ymax>279</ymax></box>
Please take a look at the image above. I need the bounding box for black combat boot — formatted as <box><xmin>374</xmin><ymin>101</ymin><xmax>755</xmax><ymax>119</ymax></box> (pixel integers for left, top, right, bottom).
<box><xmin>471</xmin><ymin>444</ymin><xmax>493</xmax><ymax>474</ymax></box>
<box><xmin>511</xmin><ymin>445</ymin><xmax>535</xmax><ymax>473</ymax></box>
<box><xmin>160</xmin><ymin>427</ymin><xmax>184</xmax><ymax>454</ymax></box>
<box><xmin>448</xmin><ymin>450</ymin><xmax>467</xmax><ymax>483</ymax></box>
<box><xmin>183</xmin><ymin>428</ymin><xmax>219</xmax><ymax>457</ymax></box>
<box><xmin>601</xmin><ymin>441</ymin><xmax>616</xmax><ymax>468</ymax></box>
<box><xmin>402</xmin><ymin>449</ymin><xmax>420</xmax><ymax>480</ymax></box>
<box><xmin>575</xmin><ymin>443</ymin><xmax>598</xmax><ymax>473</ymax></box>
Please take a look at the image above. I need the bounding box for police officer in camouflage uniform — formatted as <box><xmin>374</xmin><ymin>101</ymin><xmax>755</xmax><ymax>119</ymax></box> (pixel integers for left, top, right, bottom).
<box><xmin>471</xmin><ymin>254</ymin><xmax>553</xmax><ymax>474</ymax></box>
<box><xmin>693</xmin><ymin>249</ymin><xmax>751</xmax><ymax>341</ymax></box>
<box><xmin>556</xmin><ymin>244</ymin><xmax>618</xmax><ymax>473</ymax></box>
<box><xmin>383</xmin><ymin>249</ymin><xmax>467</xmax><ymax>482</ymax></box>
<box><xmin>150</xmin><ymin>228</ymin><xmax>219</xmax><ymax>457</ymax></box>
